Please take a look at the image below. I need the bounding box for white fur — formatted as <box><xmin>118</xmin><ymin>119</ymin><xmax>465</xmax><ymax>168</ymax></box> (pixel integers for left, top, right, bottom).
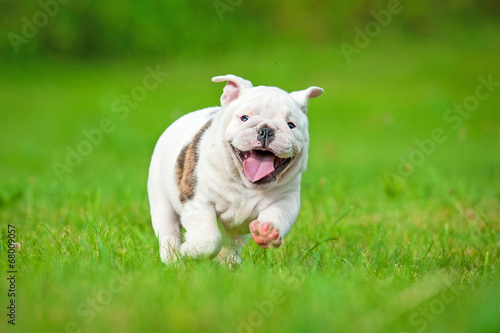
<box><xmin>147</xmin><ymin>75</ymin><xmax>323</xmax><ymax>264</ymax></box>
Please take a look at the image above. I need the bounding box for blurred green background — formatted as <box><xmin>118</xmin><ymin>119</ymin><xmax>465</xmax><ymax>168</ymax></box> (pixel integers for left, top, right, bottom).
<box><xmin>1</xmin><ymin>1</ymin><xmax>500</xmax><ymax>333</ymax></box>
<box><xmin>1</xmin><ymin>0</ymin><xmax>500</xmax><ymax>58</ymax></box>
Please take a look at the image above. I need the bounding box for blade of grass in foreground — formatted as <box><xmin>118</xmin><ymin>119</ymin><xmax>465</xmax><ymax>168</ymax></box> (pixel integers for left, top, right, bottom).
<box><xmin>301</xmin><ymin>208</ymin><xmax>351</xmax><ymax>272</ymax></box>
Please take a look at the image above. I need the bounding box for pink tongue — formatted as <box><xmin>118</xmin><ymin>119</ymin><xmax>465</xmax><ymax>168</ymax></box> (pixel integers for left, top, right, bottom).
<box><xmin>243</xmin><ymin>151</ymin><xmax>275</xmax><ymax>182</ymax></box>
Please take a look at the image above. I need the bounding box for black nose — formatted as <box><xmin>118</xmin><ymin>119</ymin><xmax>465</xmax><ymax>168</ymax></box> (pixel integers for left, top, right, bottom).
<box><xmin>257</xmin><ymin>126</ymin><xmax>275</xmax><ymax>147</ymax></box>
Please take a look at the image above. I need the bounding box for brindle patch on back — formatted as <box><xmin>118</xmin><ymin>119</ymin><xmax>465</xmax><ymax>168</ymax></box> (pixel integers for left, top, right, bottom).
<box><xmin>175</xmin><ymin>119</ymin><xmax>213</xmax><ymax>203</ymax></box>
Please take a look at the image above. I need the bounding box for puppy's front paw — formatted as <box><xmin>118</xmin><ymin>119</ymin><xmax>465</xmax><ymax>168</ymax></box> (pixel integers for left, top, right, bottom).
<box><xmin>249</xmin><ymin>220</ymin><xmax>283</xmax><ymax>249</ymax></box>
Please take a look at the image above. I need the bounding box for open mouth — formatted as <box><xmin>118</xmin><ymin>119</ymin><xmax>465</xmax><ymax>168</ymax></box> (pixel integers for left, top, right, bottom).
<box><xmin>232</xmin><ymin>146</ymin><xmax>293</xmax><ymax>184</ymax></box>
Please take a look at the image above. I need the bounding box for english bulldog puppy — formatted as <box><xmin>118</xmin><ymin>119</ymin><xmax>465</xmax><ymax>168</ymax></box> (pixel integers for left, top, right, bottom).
<box><xmin>147</xmin><ymin>75</ymin><xmax>323</xmax><ymax>264</ymax></box>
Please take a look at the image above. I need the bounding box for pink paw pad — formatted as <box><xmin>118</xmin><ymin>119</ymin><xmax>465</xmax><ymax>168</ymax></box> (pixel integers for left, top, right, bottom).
<box><xmin>249</xmin><ymin>220</ymin><xmax>283</xmax><ymax>249</ymax></box>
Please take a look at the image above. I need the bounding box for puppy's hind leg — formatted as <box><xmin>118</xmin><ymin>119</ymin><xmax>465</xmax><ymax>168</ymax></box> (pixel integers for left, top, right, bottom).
<box><xmin>217</xmin><ymin>234</ymin><xmax>250</xmax><ymax>267</ymax></box>
<box><xmin>151</xmin><ymin>198</ymin><xmax>181</xmax><ymax>264</ymax></box>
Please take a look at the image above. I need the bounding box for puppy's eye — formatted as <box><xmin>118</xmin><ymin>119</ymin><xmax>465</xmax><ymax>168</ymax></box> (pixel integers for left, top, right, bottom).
<box><xmin>287</xmin><ymin>122</ymin><xmax>296</xmax><ymax>129</ymax></box>
<box><xmin>240</xmin><ymin>115</ymin><xmax>249</xmax><ymax>122</ymax></box>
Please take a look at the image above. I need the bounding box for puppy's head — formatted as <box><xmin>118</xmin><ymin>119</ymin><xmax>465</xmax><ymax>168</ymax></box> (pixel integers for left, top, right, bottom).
<box><xmin>212</xmin><ymin>75</ymin><xmax>323</xmax><ymax>189</ymax></box>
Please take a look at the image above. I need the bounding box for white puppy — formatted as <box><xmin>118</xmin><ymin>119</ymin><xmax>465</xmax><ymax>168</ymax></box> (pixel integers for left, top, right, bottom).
<box><xmin>148</xmin><ymin>75</ymin><xmax>323</xmax><ymax>264</ymax></box>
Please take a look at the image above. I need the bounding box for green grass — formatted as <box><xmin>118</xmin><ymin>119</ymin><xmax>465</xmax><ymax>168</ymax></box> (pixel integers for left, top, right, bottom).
<box><xmin>1</xmin><ymin>28</ymin><xmax>500</xmax><ymax>333</ymax></box>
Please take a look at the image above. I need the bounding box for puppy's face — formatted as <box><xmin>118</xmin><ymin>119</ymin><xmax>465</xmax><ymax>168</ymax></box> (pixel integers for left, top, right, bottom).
<box><xmin>212</xmin><ymin>75</ymin><xmax>323</xmax><ymax>189</ymax></box>
<box><xmin>223</xmin><ymin>87</ymin><xmax>309</xmax><ymax>188</ymax></box>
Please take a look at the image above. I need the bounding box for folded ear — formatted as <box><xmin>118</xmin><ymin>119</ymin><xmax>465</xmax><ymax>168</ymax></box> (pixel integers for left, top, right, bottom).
<box><xmin>212</xmin><ymin>75</ymin><xmax>253</xmax><ymax>107</ymax></box>
<box><xmin>290</xmin><ymin>86</ymin><xmax>324</xmax><ymax>113</ymax></box>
